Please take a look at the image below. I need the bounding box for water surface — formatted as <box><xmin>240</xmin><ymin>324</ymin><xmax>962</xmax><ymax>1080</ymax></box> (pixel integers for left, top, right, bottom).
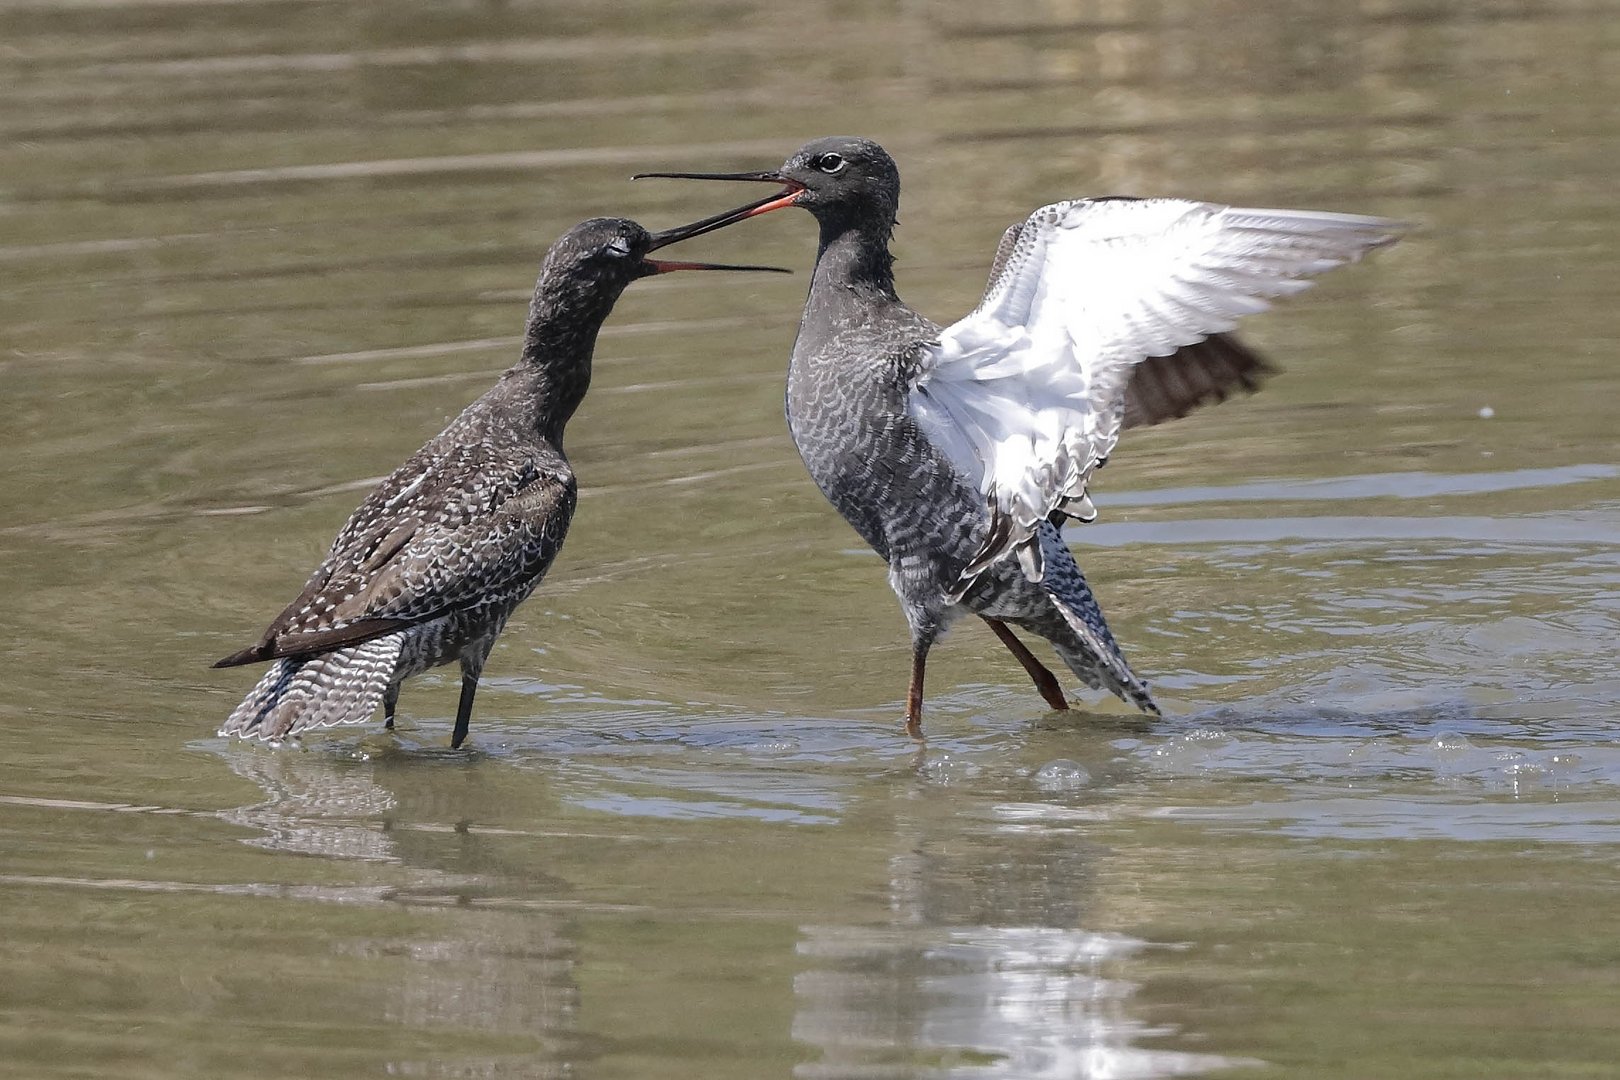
<box><xmin>3</xmin><ymin>1</ymin><xmax>1618</xmax><ymax>1077</ymax></box>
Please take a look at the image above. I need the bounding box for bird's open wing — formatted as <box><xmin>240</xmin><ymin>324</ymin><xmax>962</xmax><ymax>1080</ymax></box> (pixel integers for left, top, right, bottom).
<box><xmin>985</xmin><ymin>219</ymin><xmax>1281</xmax><ymax>434</ymax></box>
<box><xmin>1119</xmin><ymin>332</ymin><xmax>1276</xmax><ymax>431</ymax></box>
<box><xmin>908</xmin><ymin>197</ymin><xmax>1404</xmax><ymax>586</ymax></box>
<box><xmin>214</xmin><ymin>444</ymin><xmax>575</xmax><ymax>666</ymax></box>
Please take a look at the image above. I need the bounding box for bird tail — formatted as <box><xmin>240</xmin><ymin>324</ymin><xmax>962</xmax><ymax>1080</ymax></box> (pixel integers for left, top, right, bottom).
<box><xmin>1033</xmin><ymin>526</ymin><xmax>1160</xmax><ymax>715</ymax></box>
<box><xmin>219</xmin><ymin>637</ymin><xmax>403</xmax><ymax>742</ymax></box>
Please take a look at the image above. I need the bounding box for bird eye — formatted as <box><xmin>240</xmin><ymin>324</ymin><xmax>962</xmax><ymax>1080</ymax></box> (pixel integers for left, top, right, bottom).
<box><xmin>606</xmin><ymin>236</ymin><xmax>632</xmax><ymax>257</ymax></box>
<box><xmin>815</xmin><ymin>153</ymin><xmax>846</xmax><ymax>175</ymax></box>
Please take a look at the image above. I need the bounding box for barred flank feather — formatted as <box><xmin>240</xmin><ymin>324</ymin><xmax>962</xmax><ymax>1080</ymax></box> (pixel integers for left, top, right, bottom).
<box><xmin>1034</xmin><ymin>526</ymin><xmax>1160</xmax><ymax>715</ymax></box>
<box><xmin>219</xmin><ymin>637</ymin><xmax>403</xmax><ymax>742</ymax></box>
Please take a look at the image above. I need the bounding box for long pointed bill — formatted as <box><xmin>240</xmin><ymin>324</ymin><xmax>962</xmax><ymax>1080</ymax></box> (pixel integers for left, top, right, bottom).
<box><xmin>642</xmin><ymin>257</ymin><xmax>789</xmax><ymax>275</ymax></box>
<box><xmin>637</xmin><ymin>169</ymin><xmax>806</xmax><ymax>251</ymax></box>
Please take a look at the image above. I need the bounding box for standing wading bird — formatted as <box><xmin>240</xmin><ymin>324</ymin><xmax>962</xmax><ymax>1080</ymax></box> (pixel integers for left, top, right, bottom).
<box><xmin>636</xmin><ymin>137</ymin><xmax>1404</xmax><ymax>737</ymax></box>
<box><xmin>214</xmin><ymin>216</ymin><xmax>785</xmax><ymax>748</ymax></box>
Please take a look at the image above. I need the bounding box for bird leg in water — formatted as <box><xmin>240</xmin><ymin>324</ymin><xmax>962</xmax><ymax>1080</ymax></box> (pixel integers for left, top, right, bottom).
<box><xmin>383</xmin><ymin>683</ymin><xmax>399</xmax><ymax>731</ymax></box>
<box><xmin>451</xmin><ymin>671</ymin><xmax>481</xmax><ymax>749</ymax></box>
<box><xmin>981</xmin><ymin>617</ymin><xmax>1071</xmax><ymax>711</ymax></box>
<box><xmin>451</xmin><ymin>643</ymin><xmax>495</xmax><ymax>749</ymax></box>
<box><xmin>905</xmin><ymin>644</ymin><xmax>928</xmax><ymax>740</ymax></box>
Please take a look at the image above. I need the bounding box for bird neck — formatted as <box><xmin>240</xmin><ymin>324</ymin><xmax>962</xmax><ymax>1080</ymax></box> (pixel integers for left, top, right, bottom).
<box><xmin>510</xmin><ymin>355</ymin><xmax>592</xmax><ymax>446</ymax></box>
<box><xmin>813</xmin><ymin>217</ymin><xmax>898</xmax><ymax>301</ymax></box>
<box><xmin>515</xmin><ymin>286</ymin><xmax>612</xmax><ymax>443</ymax></box>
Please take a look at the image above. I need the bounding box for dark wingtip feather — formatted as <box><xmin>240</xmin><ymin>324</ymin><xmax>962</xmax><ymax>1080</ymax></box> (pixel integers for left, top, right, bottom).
<box><xmin>264</xmin><ymin>617</ymin><xmax>415</xmax><ymax>660</ymax></box>
<box><xmin>1122</xmin><ymin>332</ymin><xmax>1278</xmax><ymax>431</ymax></box>
<box><xmin>212</xmin><ymin>616</ymin><xmax>412</xmax><ymax>669</ymax></box>
<box><xmin>211</xmin><ymin>643</ymin><xmax>269</xmax><ymax>669</ymax></box>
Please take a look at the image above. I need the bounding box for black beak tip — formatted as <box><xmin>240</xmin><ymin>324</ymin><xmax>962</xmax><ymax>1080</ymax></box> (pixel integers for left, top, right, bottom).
<box><xmin>630</xmin><ymin>169</ymin><xmax>791</xmax><ymax>185</ymax></box>
<box><xmin>642</xmin><ymin>259</ymin><xmax>793</xmax><ymax>276</ymax></box>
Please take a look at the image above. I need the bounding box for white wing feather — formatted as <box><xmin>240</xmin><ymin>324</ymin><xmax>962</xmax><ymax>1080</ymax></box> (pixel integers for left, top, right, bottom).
<box><xmin>909</xmin><ymin>197</ymin><xmax>1404</xmax><ymax>586</ymax></box>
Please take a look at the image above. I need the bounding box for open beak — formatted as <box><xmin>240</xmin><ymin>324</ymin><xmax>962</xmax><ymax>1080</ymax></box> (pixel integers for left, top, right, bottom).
<box><xmin>636</xmin><ymin>169</ymin><xmax>805</xmax><ymax>273</ymax></box>
<box><xmin>639</xmin><ymin>257</ymin><xmax>788</xmax><ymax>275</ymax></box>
<box><xmin>638</xmin><ymin>181</ymin><xmax>800</xmax><ymax>274</ymax></box>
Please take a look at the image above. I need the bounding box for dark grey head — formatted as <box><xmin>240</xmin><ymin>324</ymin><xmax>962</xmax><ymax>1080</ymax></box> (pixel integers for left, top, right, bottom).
<box><xmin>632</xmin><ymin>135</ymin><xmax>902</xmax><ymax>235</ymax></box>
<box><xmin>532</xmin><ymin>215</ymin><xmax>788</xmax><ymax>321</ymax></box>
<box><xmin>547</xmin><ymin>215</ymin><xmax>783</xmax><ymax>288</ymax></box>
<box><xmin>776</xmin><ymin>136</ymin><xmax>900</xmax><ymax>227</ymax></box>
<box><xmin>538</xmin><ymin>218</ymin><xmax>658</xmax><ymax>302</ymax></box>
<box><xmin>521</xmin><ymin>216</ymin><xmax>786</xmax><ymax>375</ymax></box>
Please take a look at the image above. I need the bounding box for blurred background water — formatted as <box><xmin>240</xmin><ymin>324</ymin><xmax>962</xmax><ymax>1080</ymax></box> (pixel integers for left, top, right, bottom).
<box><xmin>2</xmin><ymin>0</ymin><xmax>1617</xmax><ymax>1076</ymax></box>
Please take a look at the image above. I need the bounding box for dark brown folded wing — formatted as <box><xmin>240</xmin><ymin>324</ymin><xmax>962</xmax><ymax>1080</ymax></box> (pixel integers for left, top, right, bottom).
<box><xmin>213</xmin><ymin>442</ymin><xmax>574</xmax><ymax>668</ymax></box>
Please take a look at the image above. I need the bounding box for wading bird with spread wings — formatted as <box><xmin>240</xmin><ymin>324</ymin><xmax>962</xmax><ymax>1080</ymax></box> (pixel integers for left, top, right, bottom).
<box><xmin>638</xmin><ymin>136</ymin><xmax>1404</xmax><ymax>736</ymax></box>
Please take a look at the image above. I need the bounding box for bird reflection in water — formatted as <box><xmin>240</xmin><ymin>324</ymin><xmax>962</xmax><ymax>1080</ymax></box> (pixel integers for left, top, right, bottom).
<box><xmin>789</xmin><ymin>797</ymin><xmax>1252</xmax><ymax>1078</ymax></box>
<box><xmin>215</xmin><ymin>746</ymin><xmax>582</xmax><ymax>1079</ymax></box>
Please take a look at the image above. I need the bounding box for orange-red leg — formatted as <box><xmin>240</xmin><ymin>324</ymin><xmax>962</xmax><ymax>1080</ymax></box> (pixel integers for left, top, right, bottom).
<box><xmin>905</xmin><ymin>646</ymin><xmax>927</xmax><ymax>740</ymax></box>
<box><xmin>982</xmin><ymin>616</ymin><xmax>1070</xmax><ymax>711</ymax></box>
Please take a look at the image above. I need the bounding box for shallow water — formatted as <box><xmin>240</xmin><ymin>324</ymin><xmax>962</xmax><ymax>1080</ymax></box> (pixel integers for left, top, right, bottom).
<box><xmin>3</xmin><ymin>0</ymin><xmax>1618</xmax><ymax>1076</ymax></box>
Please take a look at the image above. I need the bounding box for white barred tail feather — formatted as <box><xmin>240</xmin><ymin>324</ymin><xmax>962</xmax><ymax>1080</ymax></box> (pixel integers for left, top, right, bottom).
<box><xmin>219</xmin><ymin>637</ymin><xmax>403</xmax><ymax>742</ymax></box>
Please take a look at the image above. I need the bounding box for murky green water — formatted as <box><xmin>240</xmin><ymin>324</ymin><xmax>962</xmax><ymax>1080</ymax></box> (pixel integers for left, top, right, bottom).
<box><xmin>3</xmin><ymin>1</ymin><xmax>1618</xmax><ymax>1076</ymax></box>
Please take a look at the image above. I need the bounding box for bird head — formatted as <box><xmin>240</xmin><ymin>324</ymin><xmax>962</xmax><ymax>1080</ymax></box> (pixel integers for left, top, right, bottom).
<box><xmin>543</xmin><ymin>216</ymin><xmax>787</xmax><ymax>291</ymax></box>
<box><xmin>633</xmin><ymin>136</ymin><xmax>900</xmax><ymax>234</ymax></box>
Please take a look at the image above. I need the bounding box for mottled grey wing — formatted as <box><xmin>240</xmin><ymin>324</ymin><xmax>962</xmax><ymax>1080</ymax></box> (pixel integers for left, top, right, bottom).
<box><xmin>217</xmin><ymin>445</ymin><xmax>575</xmax><ymax>665</ymax></box>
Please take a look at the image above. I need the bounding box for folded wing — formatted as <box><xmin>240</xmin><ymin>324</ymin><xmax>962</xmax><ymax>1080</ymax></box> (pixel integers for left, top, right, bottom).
<box><xmin>214</xmin><ymin>444</ymin><xmax>575</xmax><ymax>667</ymax></box>
<box><xmin>907</xmin><ymin>197</ymin><xmax>1404</xmax><ymax>590</ymax></box>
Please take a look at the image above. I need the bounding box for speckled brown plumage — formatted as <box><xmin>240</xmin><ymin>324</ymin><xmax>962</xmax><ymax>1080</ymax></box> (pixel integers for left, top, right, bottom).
<box><xmin>214</xmin><ymin>216</ymin><xmax>782</xmax><ymax>747</ymax></box>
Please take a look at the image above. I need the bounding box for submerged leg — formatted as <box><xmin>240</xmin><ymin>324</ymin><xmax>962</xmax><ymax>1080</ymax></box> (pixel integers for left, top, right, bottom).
<box><xmin>451</xmin><ymin>671</ymin><xmax>478</xmax><ymax>750</ymax></box>
<box><xmin>905</xmin><ymin>638</ymin><xmax>930</xmax><ymax>741</ymax></box>
<box><xmin>451</xmin><ymin>643</ymin><xmax>492</xmax><ymax>750</ymax></box>
<box><xmin>981</xmin><ymin>616</ymin><xmax>1070</xmax><ymax>711</ymax></box>
<box><xmin>383</xmin><ymin>683</ymin><xmax>400</xmax><ymax>731</ymax></box>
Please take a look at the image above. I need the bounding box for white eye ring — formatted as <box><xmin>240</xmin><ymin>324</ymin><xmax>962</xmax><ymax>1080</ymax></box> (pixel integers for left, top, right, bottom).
<box><xmin>816</xmin><ymin>153</ymin><xmax>846</xmax><ymax>174</ymax></box>
<box><xmin>606</xmin><ymin>236</ymin><xmax>633</xmax><ymax>257</ymax></box>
